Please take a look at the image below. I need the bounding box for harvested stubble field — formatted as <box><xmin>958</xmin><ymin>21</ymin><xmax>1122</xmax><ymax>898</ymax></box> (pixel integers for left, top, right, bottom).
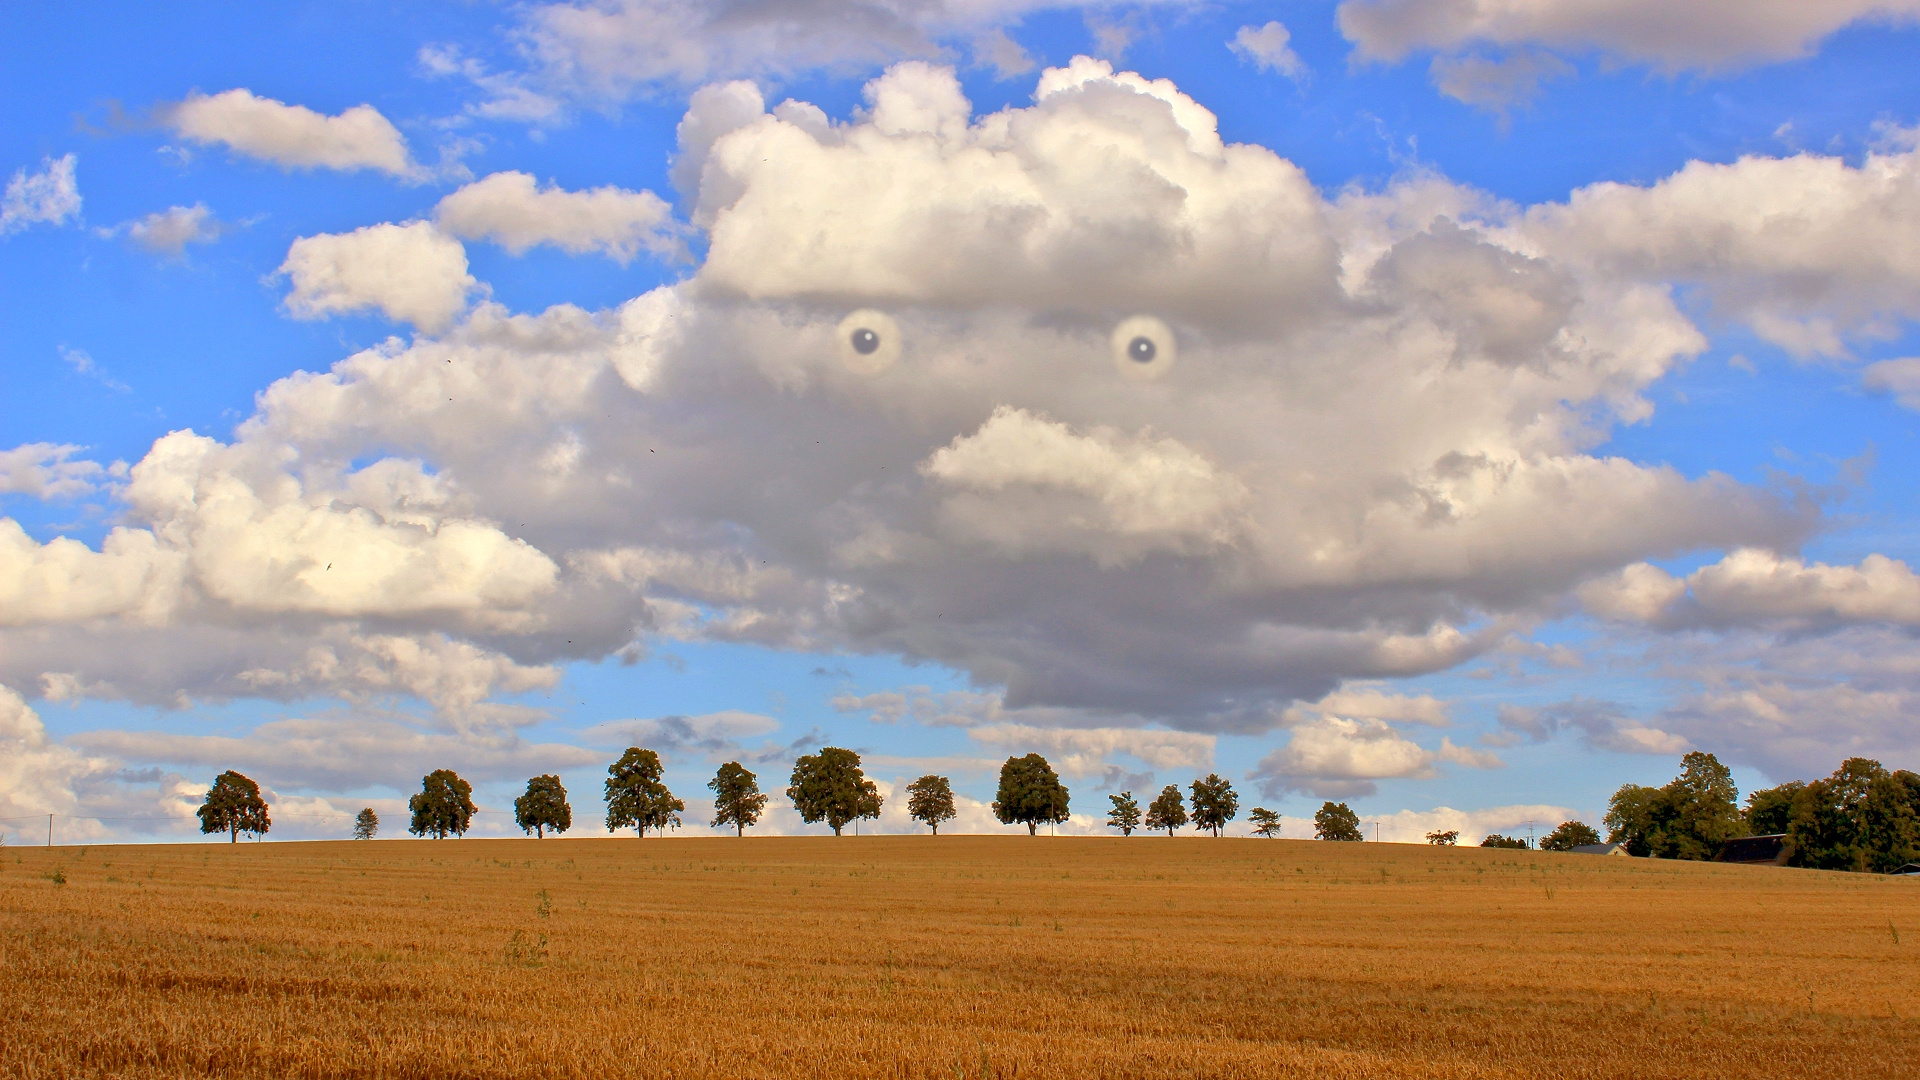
<box><xmin>2</xmin><ymin>837</ymin><xmax>1917</xmax><ymax>1079</ymax></box>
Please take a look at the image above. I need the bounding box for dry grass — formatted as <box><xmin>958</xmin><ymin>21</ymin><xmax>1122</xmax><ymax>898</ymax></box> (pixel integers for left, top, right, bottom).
<box><xmin>2</xmin><ymin>835</ymin><xmax>1916</xmax><ymax>1078</ymax></box>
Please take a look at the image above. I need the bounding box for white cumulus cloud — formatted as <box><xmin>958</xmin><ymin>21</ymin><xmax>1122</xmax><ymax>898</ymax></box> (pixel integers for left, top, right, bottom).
<box><xmin>435</xmin><ymin>171</ymin><xmax>682</xmax><ymax>262</ymax></box>
<box><xmin>1229</xmin><ymin>21</ymin><xmax>1306</xmax><ymax>80</ymax></box>
<box><xmin>163</xmin><ymin>89</ymin><xmax>427</xmax><ymax>179</ymax></box>
<box><xmin>2</xmin><ymin>154</ymin><xmax>81</xmax><ymax>233</ymax></box>
<box><xmin>124</xmin><ymin>203</ymin><xmax>224</xmax><ymax>254</ymax></box>
<box><xmin>278</xmin><ymin>221</ymin><xmax>477</xmax><ymax>332</ymax></box>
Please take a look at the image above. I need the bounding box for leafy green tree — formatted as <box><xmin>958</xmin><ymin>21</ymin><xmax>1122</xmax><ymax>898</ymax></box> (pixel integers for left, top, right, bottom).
<box><xmin>514</xmin><ymin>774</ymin><xmax>572</xmax><ymax>838</ymax></box>
<box><xmin>197</xmin><ymin>771</ymin><xmax>270</xmax><ymax>843</ymax></box>
<box><xmin>709</xmin><ymin>761</ymin><xmax>768</xmax><ymax>836</ymax></box>
<box><xmin>1786</xmin><ymin>758</ymin><xmax>1920</xmax><ymax>872</ymax></box>
<box><xmin>1108</xmin><ymin>792</ymin><xmax>1142</xmax><ymax>836</ymax></box>
<box><xmin>1145</xmin><ymin>785</ymin><xmax>1188</xmax><ymax>836</ymax></box>
<box><xmin>409</xmin><ymin>769</ymin><xmax>475</xmax><ymax>839</ymax></box>
<box><xmin>1480</xmin><ymin>833</ymin><xmax>1531</xmax><ymax>849</ymax></box>
<box><xmin>992</xmin><ymin>754</ymin><xmax>1070</xmax><ymax>835</ymax></box>
<box><xmin>1604</xmin><ymin>783</ymin><xmax>1674</xmax><ymax>857</ymax></box>
<box><xmin>1313</xmin><ymin>801</ymin><xmax>1363</xmax><ymax>842</ymax></box>
<box><xmin>1538</xmin><ymin>820</ymin><xmax>1601</xmax><ymax>851</ymax></box>
<box><xmin>1664</xmin><ymin>751</ymin><xmax>1745</xmax><ymax>860</ymax></box>
<box><xmin>1248</xmin><ymin>807</ymin><xmax>1283</xmax><ymax>838</ymax></box>
<box><xmin>1425</xmin><ymin>829</ymin><xmax>1458</xmax><ymax>846</ymax></box>
<box><xmin>906</xmin><ymin>775</ymin><xmax>957</xmax><ymax>834</ymax></box>
<box><xmin>352</xmin><ymin>807</ymin><xmax>378</xmax><ymax>840</ymax></box>
<box><xmin>787</xmin><ymin>747</ymin><xmax>882</xmax><ymax>835</ymax></box>
<box><xmin>1744</xmin><ymin>781</ymin><xmax>1805</xmax><ymax>835</ymax></box>
<box><xmin>1188</xmin><ymin>774</ymin><xmax>1239</xmax><ymax>837</ymax></box>
<box><xmin>605</xmin><ymin>748</ymin><xmax>684</xmax><ymax>837</ymax></box>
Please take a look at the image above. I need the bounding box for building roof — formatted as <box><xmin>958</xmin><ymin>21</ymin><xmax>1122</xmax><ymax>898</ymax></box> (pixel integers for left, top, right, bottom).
<box><xmin>1569</xmin><ymin>842</ymin><xmax>1631</xmax><ymax>856</ymax></box>
<box><xmin>1716</xmin><ymin>834</ymin><xmax>1788</xmax><ymax>865</ymax></box>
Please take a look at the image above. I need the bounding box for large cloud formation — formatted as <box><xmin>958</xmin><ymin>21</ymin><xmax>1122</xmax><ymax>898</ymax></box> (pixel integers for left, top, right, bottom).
<box><xmin>6</xmin><ymin>57</ymin><xmax>1905</xmax><ymax>793</ymax></box>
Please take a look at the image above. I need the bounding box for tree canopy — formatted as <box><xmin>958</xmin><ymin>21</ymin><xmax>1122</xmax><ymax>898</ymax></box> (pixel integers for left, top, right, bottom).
<box><xmin>1188</xmin><ymin>774</ymin><xmax>1239</xmax><ymax>837</ymax></box>
<box><xmin>1538</xmin><ymin>820</ymin><xmax>1601</xmax><ymax>851</ymax></box>
<box><xmin>787</xmin><ymin>747</ymin><xmax>882</xmax><ymax>835</ymax></box>
<box><xmin>353</xmin><ymin>807</ymin><xmax>378</xmax><ymax>840</ymax></box>
<box><xmin>1107</xmin><ymin>792</ymin><xmax>1142</xmax><ymax>836</ymax></box>
<box><xmin>1314</xmin><ymin>801</ymin><xmax>1362</xmax><ymax>842</ymax></box>
<box><xmin>1425</xmin><ymin>829</ymin><xmax>1458</xmax><ymax>846</ymax></box>
<box><xmin>1605</xmin><ymin>751</ymin><xmax>1744</xmax><ymax>859</ymax></box>
<box><xmin>1784</xmin><ymin>758</ymin><xmax>1920</xmax><ymax>872</ymax></box>
<box><xmin>1145</xmin><ymin>785</ymin><xmax>1188</xmax><ymax>836</ymax></box>
<box><xmin>196</xmin><ymin>771</ymin><xmax>270</xmax><ymax>843</ymax></box>
<box><xmin>1744</xmin><ymin>781</ymin><xmax>1804</xmax><ymax>835</ymax></box>
<box><xmin>1248</xmin><ymin>807</ymin><xmax>1282</xmax><ymax>838</ymax></box>
<box><xmin>605</xmin><ymin>748</ymin><xmax>684</xmax><ymax>837</ymax></box>
<box><xmin>409</xmin><ymin>769</ymin><xmax>475</xmax><ymax>839</ymax></box>
<box><xmin>906</xmin><ymin>775</ymin><xmax>957</xmax><ymax>835</ymax></box>
<box><xmin>709</xmin><ymin>761</ymin><xmax>769</xmax><ymax>836</ymax></box>
<box><xmin>992</xmin><ymin>754</ymin><xmax>1070</xmax><ymax>835</ymax></box>
<box><xmin>1480</xmin><ymin>833</ymin><xmax>1531</xmax><ymax>849</ymax></box>
<box><xmin>515</xmin><ymin>774</ymin><xmax>572</xmax><ymax>838</ymax></box>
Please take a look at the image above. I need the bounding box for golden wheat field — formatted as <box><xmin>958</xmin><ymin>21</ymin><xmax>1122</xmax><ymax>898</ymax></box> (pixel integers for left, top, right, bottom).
<box><xmin>2</xmin><ymin>835</ymin><xmax>1917</xmax><ymax>1079</ymax></box>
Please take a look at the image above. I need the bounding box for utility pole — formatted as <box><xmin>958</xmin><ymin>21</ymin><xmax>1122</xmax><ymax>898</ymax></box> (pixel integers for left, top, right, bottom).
<box><xmin>48</xmin><ymin>813</ymin><xmax>54</xmax><ymax>848</ymax></box>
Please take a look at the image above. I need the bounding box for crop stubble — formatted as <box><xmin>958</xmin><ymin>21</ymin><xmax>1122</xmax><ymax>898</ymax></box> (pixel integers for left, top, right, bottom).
<box><xmin>2</xmin><ymin>836</ymin><xmax>1915</xmax><ymax>1078</ymax></box>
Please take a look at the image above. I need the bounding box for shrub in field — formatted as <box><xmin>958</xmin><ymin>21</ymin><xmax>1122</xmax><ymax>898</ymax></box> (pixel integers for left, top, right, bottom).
<box><xmin>606</xmin><ymin>749</ymin><xmax>684</xmax><ymax>837</ymax></box>
<box><xmin>1480</xmin><ymin>834</ymin><xmax>1531</xmax><ymax>849</ymax></box>
<box><xmin>1539</xmin><ymin>821</ymin><xmax>1600</xmax><ymax>851</ymax></box>
<box><xmin>1249</xmin><ymin>807</ymin><xmax>1283</xmax><ymax>838</ymax></box>
<box><xmin>353</xmin><ymin>808</ymin><xmax>378</xmax><ymax>840</ymax></box>
<box><xmin>1314</xmin><ymin>802</ymin><xmax>1362</xmax><ymax>842</ymax></box>
<box><xmin>516</xmin><ymin>775</ymin><xmax>573</xmax><ymax>838</ymax></box>
<box><xmin>196</xmin><ymin>771</ymin><xmax>271</xmax><ymax>843</ymax></box>
<box><xmin>788</xmin><ymin>747</ymin><xmax>882</xmax><ymax>836</ymax></box>
<box><xmin>1189</xmin><ymin>774</ymin><xmax>1238</xmax><ymax>837</ymax></box>
<box><xmin>410</xmin><ymin>770</ymin><xmax>476</xmax><ymax>839</ymax></box>
<box><xmin>1145</xmin><ymin>786</ymin><xmax>1188</xmax><ymax>837</ymax></box>
<box><xmin>993</xmin><ymin>754</ymin><xmax>1070</xmax><ymax>835</ymax></box>
<box><xmin>1108</xmin><ymin>792</ymin><xmax>1142</xmax><ymax>836</ymax></box>
<box><xmin>1425</xmin><ymin>829</ymin><xmax>1458</xmax><ymax>845</ymax></box>
<box><xmin>906</xmin><ymin>775</ymin><xmax>956</xmax><ymax>835</ymax></box>
<box><xmin>710</xmin><ymin>762</ymin><xmax>769</xmax><ymax>836</ymax></box>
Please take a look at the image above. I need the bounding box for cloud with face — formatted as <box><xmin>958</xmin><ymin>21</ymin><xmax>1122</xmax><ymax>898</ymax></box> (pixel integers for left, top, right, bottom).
<box><xmin>0</xmin><ymin>57</ymin><xmax>1832</xmax><ymax>803</ymax></box>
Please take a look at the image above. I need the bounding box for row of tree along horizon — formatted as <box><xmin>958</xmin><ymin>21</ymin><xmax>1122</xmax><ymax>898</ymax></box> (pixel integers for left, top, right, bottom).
<box><xmin>194</xmin><ymin>748</ymin><xmax>1920</xmax><ymax>874</ymax></box>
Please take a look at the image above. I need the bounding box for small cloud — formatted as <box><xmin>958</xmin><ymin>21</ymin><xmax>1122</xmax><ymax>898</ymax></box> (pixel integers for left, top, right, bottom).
<box><xmin>123</xmin><ymin>203</ymin><xmax>225</xmax><ymax>255</ymax></box>
<box><xmin>1863</xmin><ymin>357</ymin><xmax>1920</xmax><ymax>411</ymax></box>
<box><xmin>59</xmin><ymin>346</ymin><xmax>130</xmax><ymax>393</ymax></box>
<box><xmin>1430</xmin><ymin>51</ymin><xmax>1572</xmax><ymax>117</ymax></box>
<box><xmin>2</xmin><ymin>154</ymin><xmax>82</xmax><ymax>234</ymax></box>
<box><xmin>1086</xmin><ymin>14</ymin><xmax>1135</xmax><ymax>61</ymax></box>
<box><xmin>1229</xmin><ymin>22</ymin><xmax>1307</xmax><ymax>81</ymax></box>
<box><xmin>972</xmin><ymin>28</ymin><xmax>1035</xmax><ymax>80</ymax></box>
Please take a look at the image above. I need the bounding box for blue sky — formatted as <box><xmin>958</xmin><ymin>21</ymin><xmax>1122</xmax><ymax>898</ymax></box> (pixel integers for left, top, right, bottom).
<box><xmin>5</xmin><ymin>0</ymin><xmax>1920</xmax><ymax>845</ymax></box>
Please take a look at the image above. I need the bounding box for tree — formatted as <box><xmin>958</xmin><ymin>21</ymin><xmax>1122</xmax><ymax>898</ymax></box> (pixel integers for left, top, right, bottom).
<box><xmin>906</xmin><ymin>775</ymin><xmax>957</xmax><ymax>835</ymax></box>
<box><xmin>1145</xmin><ymin>785</ymin><xmax>1188</xmax><ymax>837</ymax></box>
<box><xmin>1664</xmin><ymin>751</ymin><xmax>1745</xmax><ymax>860</ymax></box>
<box><xmin>1538</xmin><ymin>820</ymin><xmax>1601</xmax><ymax>851</ymax></box>
<box><xmin>353</xmin><ymin>808</ymin><xmax>379</xmax><ymax>840</ymax></box>
<box><xmin>514</xmin><ymin>774</ymin><xmax>572</xmax><ymax>838</ymax></box>
<box><xmin>1108</xmin><ymin>792</ymin><xmax>1142</xmax><ymax>836</ymax></box>
<box><xmin>992</xmin><ymin>754</ymin><xmax>1070</xmax><ymax>835</ymax></box>
<box><xmin>1785</xmin><ymin>758</ymin><xmax>1920</xmax><ymax>872</ymax></box>
<box><xmin>1480</xmin><ymin>833</ymin><xmax>1530</xmax><ymax>849</ymax></box>
<box><xmin>1425</xmin><ymin>829</ymin><xmax>1459</xmax><ymax>846</ymax></box>
<box><xmin>1604</xmin><ymin>783</ymin><xmax>1674</xmax><ymax>857</ymax></box>
<box><xmin>605</xmin><ymin>748</ymin><xmax>684</xmax><ymax>837</ymax></box>
<box><xmin>1188</xmin><ymin>774</ymin><xmax>1239</xmax><ymax>837</ymax></box>
<box><xmin>409</xmin><ymin>769</ymin><xmax>476</xmax><ymax>839</ymax></box>
<box><xmin>1314</xmin><ymin>801</ymin><xmax>1363</xmax><ymax>842</ymax></box>
<box><xmin>709</xmin><ymin>761</ymin><xmax>769</xmax><ymax>836</ymax></box>
<box><xmin>1744</xmin><ymin>781</ymin><xmax>1805</xmax><ymax>835</ymax></box>
<box><xmin>787</xmin><ymin>747</ymin><xmax>881</xmax><ymax>835</ymax></box>
<box><xmin>197</xmin><ymin>771</ymin><xmax>270</xmax><ymax>843</ymax></box>
<box><xmin>1248</xmin><ymin>807</ymin><xmax>1283</xmax><ymax>838</ymax></box>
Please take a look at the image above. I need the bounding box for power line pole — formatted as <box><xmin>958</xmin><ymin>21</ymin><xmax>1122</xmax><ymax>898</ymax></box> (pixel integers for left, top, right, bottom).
<box><xmin>48</xmin><ymin>813</ymin><xmax>54</xmax><ymax>848</ymax></box>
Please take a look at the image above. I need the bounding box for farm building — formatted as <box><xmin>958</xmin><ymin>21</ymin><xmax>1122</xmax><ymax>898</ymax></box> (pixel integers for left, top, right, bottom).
<box><xmin>1569</xmin><ymin>843</ymin><xmax>1632</xmax><ymax>856</ymax></box>
<box><xmin>1716</xmin><ymin>834</ymin><xmax>1789</xmax><ymax>865</ymax></box>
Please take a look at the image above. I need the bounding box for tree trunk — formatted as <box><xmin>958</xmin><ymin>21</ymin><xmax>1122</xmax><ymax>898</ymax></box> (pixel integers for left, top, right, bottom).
<box><xmin>932</xmin><ymin>823</ymin><xmax>939</xmax><ymax>836</ymax></box>
<box><xmin>536</xmin><ymin>825</ymin><xmax>544</xmax><ymax>839</ymax></box>
<box><xmin>230</xmin><ymin>823</ymin><xmax>237</xmax><ymax>843</ymax></box>
<box><xmin>832</xmin><ymin>823</ymin><xmax>843</xmax><ymax>835</ymax></box>
<box><xmin>736</xmin><ymin>822</ymin><xmax>743</xmax><ymax>837</ymax></box>
<box><xmin>1028</xmin><ymin>822</ymin><xmax>1036</xmax><ymax>835</ymax></box>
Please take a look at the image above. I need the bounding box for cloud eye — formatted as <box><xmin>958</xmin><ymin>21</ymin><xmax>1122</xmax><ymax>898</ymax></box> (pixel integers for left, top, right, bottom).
<box><xmin>1109</xmin><ymin>315</ymin><xmax>1177</xmax><ymax>381</ymax></box>
<box><xmin>837</xmin><ymin>309</ymin><xmax>901</xmax><ymax>374</ymax></box>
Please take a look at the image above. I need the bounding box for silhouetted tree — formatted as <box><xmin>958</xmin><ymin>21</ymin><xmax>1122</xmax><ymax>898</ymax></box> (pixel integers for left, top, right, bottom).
<box><xmin>1248</xmin><ymin>807</ymin><xmax>1283</xmax><ymax>838</ymax></box>
<box><xmin>605</xmin><ymin>748</ymin><xmax>683</xmax><ymax>837</ymax></box>
<box><xmin>1188</xmin><ymin>774</ymin><xmax>1239</xmax><ymax>837</ymax></box>
<box><xmin>515</xmin><ymin>774</ymin><xmax>572</xmax><ymax>838</ymax></box>
<box><xmin>788</xmin><ymin>747</ymin><xmax>881</xmax><ymax>835</ymax></box>
<box><xmin>992</xmin><ymin>754</ymin><xmax>1070</xmax><ymax>835</ymax></box>
<box><xmin>1425</xmin><ymin>829</ymin><xmax>1458</xmax><ymax>846</ymax></box>
<box><xmin>197</xmin><ymin>771</ymin><xmax>270</xmax><ymax>843</ymax></box>
<box><xmin>906</xmin><ymin>775</ymin><xmax>957</xmax><ymax>835</ymax></box>
<box><xmin>1108</xmin><ymin>792</ymin><xmax>1142</xmax><ymax>836</ymax></box>
<box><xmin>352</xmin><ymin>807</ymin><xmax>378</xmax><ymax>840</ymax></box>
<box><xmin>409</xmin><ymin>769</ymin><xmax>475</xmax><ymax>839</ymax></box>
<box><xmin>709</xmin><ymin>761</ymin><xmax>768</xmax><ymax>836</ymax></box>
<box><xmin>1538</xmin><ymin>820</ymin><xmax>1601</xmax><ymax>851</ymax></box>
<box><xmin>1145</xmin><ymin>785</ymin><xmax>1188</xmax><ymax>837</ymax></box>
<box><xmin>1314</xmin><ymin>801</ymin><xmax>1363</xmax><ymax>842</ymax></box>
<box><xmin>1480</xmin><ymin>833</ymin><xmax>1531</xmax><ymax>849</ymax></box>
